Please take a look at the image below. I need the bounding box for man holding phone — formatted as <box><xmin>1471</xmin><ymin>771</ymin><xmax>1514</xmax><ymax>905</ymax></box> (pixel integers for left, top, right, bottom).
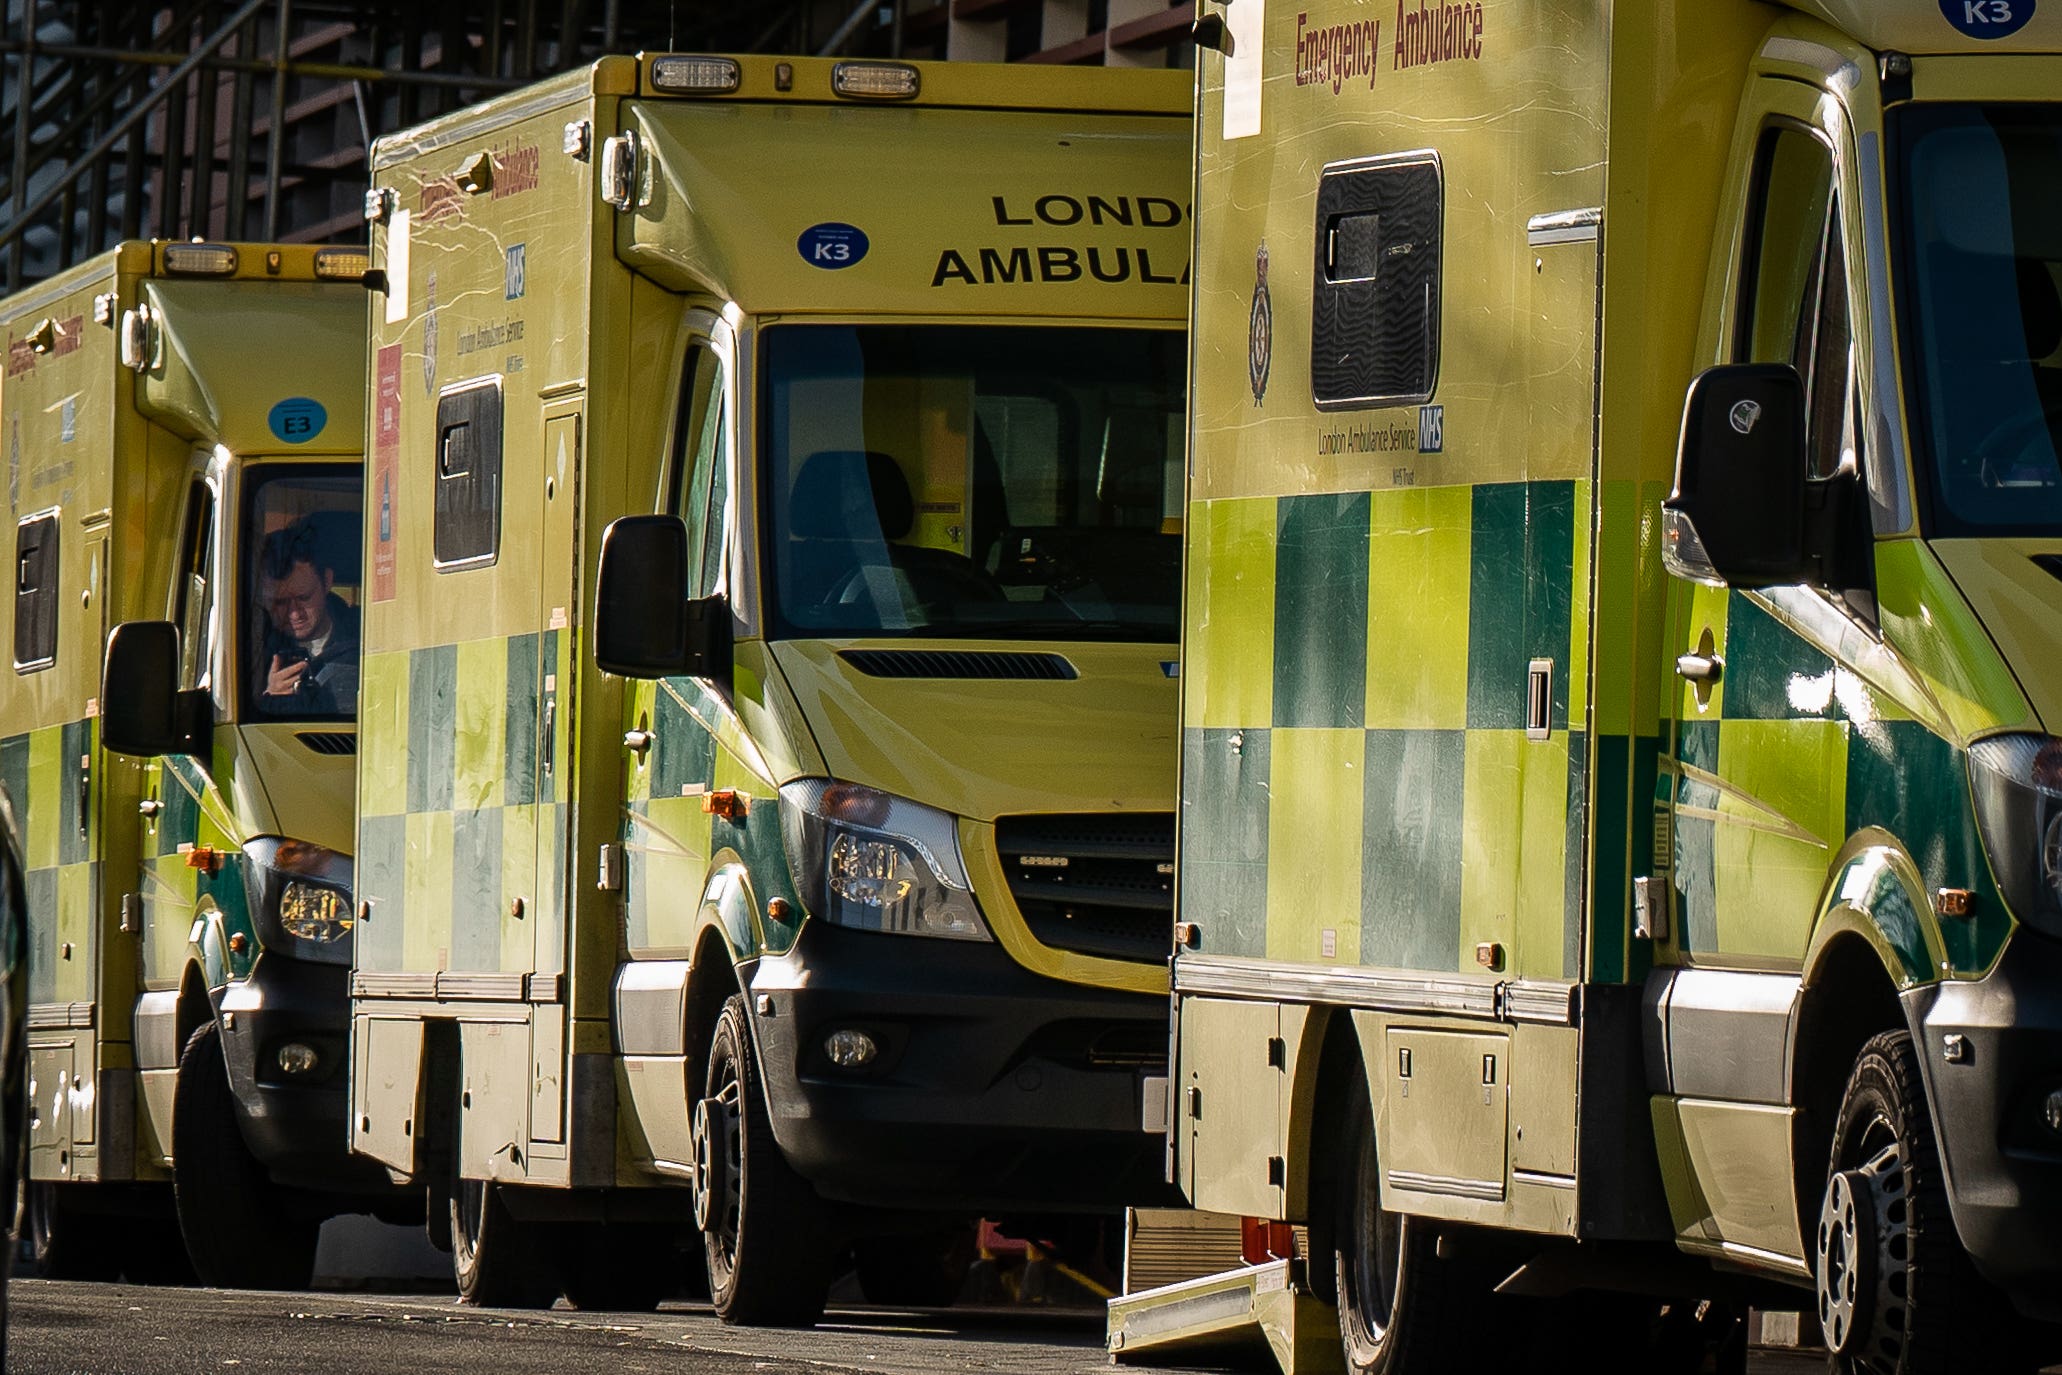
<box><xmin>255</xmin><ymin>519</ymin><xmax>359</xmax><ymax>716</ymax></box>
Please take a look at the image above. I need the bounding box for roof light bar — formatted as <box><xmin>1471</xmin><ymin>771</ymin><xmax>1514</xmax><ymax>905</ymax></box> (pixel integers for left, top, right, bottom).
<box><xmin>652</xmin><ymin>56</ymin><xmax>741</xmax><ymax>94</ymax></box>
<box><xmin>314</xmin><ymin>249</ymin><xmax>371</xmax><ymax>281</ymax></box>
<box><xmin>832</xmin><ymin>61</ymin><xmax>920</xmax><ymax>101</ymax></box>
<box><xmin>162</xmin><ymin>243</ymin><xmax>239</xmax><ymax>277</ymax></box>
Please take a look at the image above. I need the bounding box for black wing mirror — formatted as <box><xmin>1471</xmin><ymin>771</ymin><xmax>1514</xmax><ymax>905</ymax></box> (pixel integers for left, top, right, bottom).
<box><xmin>101</xmin><ymin>621</ymin><xmax>210</xmax><ymax>757</ymax></box>
<box><xmin>1663</xmin><ymin>364</ymin><xmax>1810</xmax><ymax>589</ymax></box>
<box><xmin>593</xmin><ymin>515</ymin><xmax>731</xmax><ymax>682</ymax></box>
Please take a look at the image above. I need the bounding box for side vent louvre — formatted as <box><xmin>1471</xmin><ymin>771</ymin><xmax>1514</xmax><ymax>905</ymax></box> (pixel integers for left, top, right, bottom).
<box><xmin>839</xmin><ymin>649</ymin><xmax>1078</xmax><ymax>681</ymax></box>
<box><xmin>296</xmin><ymin>732</ymin><xmax>357</xmax><ymax>756</ymax></box>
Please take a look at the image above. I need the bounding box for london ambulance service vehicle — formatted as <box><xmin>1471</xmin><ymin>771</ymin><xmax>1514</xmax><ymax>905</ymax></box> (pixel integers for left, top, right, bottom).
<box><xmin>1109</xmin><ymin>1</ymin><xmax>2062</xmax><ymax>1373</ymax></box>
<box><xmin>351</xmin><ymin>53</ymin><xmax>1191</xmax><ymax>1322</ymax></box>
<box><xmin>0</xmin><ymin>240</ymin><xmax>388</xmax><ymax>1289</ymax></box>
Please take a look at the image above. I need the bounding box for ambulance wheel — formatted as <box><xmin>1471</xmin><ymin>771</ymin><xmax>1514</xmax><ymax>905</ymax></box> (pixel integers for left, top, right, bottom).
<box><xmin>558</xmin><ymin>1222</ymin><xmax>682</xmax><ymax>1312</ymax></box>
<box><xmin>450</xmin><ymin>1178</ymin><xmax>560</xmax><ymax>1309</ymax></box>
<box><xmin>172</xmin><ymin>1021</ymin><xmax>319</xmax><ymax>1289</ymax></box>
<box><xmin>1819</xmin><ymin>1030</ymin><xmax>2035</xmax><ymax>1375</ymax></box>
<box><xmin>26</xmin><ymin>1182</ymin><xmax>121</xmax><ymax>1281</ymax></box>
<box><xmin>1332</xmin><ymin>1079</ymin><xmax>1477</xmax><ymax>1374</ymax></box>
<box><xmin>696</xmin><ymin>994</ymin><xmax>830</xmax><ymax>1327</ymax></box>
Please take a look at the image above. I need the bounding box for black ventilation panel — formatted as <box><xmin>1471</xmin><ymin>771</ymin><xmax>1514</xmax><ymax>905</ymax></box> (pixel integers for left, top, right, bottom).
<box><xmin>1310</xmin><ymin>152</ymin><xmax>1443</xmax><ymax>410</ymax></box>
<box><xmin>839</xmin><ymin>649</ymin><xmax>1078</xmax><ymax>681</ymax></box>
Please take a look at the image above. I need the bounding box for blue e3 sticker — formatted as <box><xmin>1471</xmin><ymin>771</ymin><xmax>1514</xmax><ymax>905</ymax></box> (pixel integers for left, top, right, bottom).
<box><xmin>797</xmin><ymin>222</ymin><xmax>869</xmax><ymax>270</ymax></box>
<box><xmin>269</xmin><ymin>397</ymin><xmax>327</xmax><ymax>445</ymax></box>
<box><xmin>1943</xmin><ymin>0</ymin><xmax>2035</xmax><ymax>37</ymax></box>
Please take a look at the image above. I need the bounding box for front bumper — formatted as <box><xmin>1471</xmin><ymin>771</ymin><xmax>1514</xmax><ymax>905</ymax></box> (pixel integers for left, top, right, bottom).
<box><xmin>1908</xmin><ymin>927</ymin><xmax>2062</xmax><ymax>1319</ymax></box>
<box><xmin>747</xmin><ymin>919</ymin><xmax>1176</xmax><ymax>1215</ymax></box>
<box><xmin>217</xmin><ymin>954</ymin><xmax>392</xmax><ymax>1196</ymax></box>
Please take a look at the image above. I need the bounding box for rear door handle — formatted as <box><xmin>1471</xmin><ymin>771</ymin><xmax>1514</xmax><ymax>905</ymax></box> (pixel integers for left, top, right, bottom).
<box><xmin>1675</xmin><ymin>652</ymin><xmax>1723</xmax><ymax>684</ymax></box>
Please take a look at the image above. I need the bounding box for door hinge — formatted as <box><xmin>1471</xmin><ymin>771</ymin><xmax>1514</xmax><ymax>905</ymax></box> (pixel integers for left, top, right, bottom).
<box><xmin>596</xmin><ymin>842</ymin><xmax>625</xmax><ymax>893</ymax></box>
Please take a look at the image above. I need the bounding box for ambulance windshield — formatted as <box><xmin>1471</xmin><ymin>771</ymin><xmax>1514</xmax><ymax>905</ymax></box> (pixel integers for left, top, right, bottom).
<box><xmin>762</xmin><ymin>324</ymin><xmax>1184</xmax><ymax>642</ymax></box>
<box><xmin>1898</xmin><ymin>103</ymin><xmax>2062</xmax><ymax>535</ymax></box>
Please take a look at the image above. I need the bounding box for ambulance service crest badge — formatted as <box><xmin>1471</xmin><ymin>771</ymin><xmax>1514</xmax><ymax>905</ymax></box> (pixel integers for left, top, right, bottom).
<box><xmin>1250</xmin><ymin>241</ymin><xmax>1272</xmax><ymax>405</ymax></box>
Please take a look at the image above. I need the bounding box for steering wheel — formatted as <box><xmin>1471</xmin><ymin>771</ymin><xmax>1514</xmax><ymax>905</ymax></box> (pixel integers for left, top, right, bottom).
<box><xmin>1972</xmin><ymin>404</ymin><xmax>2062</xmax><ymax>489</ymax></box>
<box><xmin>823</xmin><ymin>552</ymin><xmax>1007</xmax><ymax>617</ymax></box>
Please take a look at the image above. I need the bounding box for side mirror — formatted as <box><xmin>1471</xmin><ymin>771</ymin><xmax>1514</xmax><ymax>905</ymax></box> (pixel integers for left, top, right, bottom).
<box><xmin>1663</xmin><ymin>364</ymin><xmax>1810</xmax><ymax>589</ymax></box>
<box><xmin>101</xmin><ymin>621</ymin><xmax>210</xmax><ymax>757</ymax></box>
<box><xmin>594</xmin><ymin>515</ymin><xmax>732</xmax><ymax>682</ymax></box>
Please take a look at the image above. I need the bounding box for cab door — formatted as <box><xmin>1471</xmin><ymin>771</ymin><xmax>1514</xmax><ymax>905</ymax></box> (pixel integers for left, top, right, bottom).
<box><xmin>622</xmin><ymin>315</ymin><xmax>733</xmax><ymax>963</ymax></box>
<box><xmin>1666</xmin><ymin>85</ymin><xmax>1867</xmax><ymax>972</ymax></box>
<box><xmin>137</xmin><ymin>473</ymin><xmax>219</xmax><ymax>992</ymax></box>
<box><xmin>1656</xmin><ymin>79</ymin><xmax>1870</xmax><ymax>1262</ymax></box>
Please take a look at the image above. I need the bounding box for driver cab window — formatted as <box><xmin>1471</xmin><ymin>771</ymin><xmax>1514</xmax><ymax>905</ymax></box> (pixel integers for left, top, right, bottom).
<box><xmin>1737</xmin><ymin>124</ymin><xmax>1860</xmax><ymax>482</ymax></box>
<box><xmin>247</xmin><ymin>469</ymin><xmax>363</xmax><ymax>721</ymax></box>
<box><xmin>173</xmin><ymin>479</ymin><xmax>216</xmax><ymax>691</ymax></box>
<box><xmin>668</xmin><ymin>341</ymin><xmax>729</xmax><ymax>600</ymax></box>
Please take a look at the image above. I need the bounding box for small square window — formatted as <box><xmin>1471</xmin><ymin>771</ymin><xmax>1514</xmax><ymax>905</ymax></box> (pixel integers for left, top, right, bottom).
<box><xmin>13</xmin><ymin>512</ymin><xmax>58</xmax><ymax>672</ymax></box>
<box><xmin>433</xmin><ymin>377</ymin><xmax>503</xmax><ymax>569</ymax></box>
<box><xmin>1311</xmin><ymin>152</ymin><xmax>1444</xmax><ymax>410</ymax></box>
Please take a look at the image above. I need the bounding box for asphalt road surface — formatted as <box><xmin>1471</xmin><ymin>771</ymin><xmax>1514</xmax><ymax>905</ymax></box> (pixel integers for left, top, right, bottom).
<box><xmin>8</xmin><ymin>1282</ymin><xmax>1838</xmax><ymax>1375</ymax></box>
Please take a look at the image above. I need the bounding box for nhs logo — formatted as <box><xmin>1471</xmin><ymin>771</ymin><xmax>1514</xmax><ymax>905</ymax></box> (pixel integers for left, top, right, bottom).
<box><xmin>504</xmin><ymin>243</ymin><xmax>526</xmax><ymax>300</ymax></box>
<box><xmin>1418</xmin><ymin>405</ymin><xmax>1445</xmax><ymax>454</ymax></box>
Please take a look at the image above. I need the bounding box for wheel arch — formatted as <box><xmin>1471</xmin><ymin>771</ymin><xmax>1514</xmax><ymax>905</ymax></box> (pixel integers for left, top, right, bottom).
<box><xmin>1789</xmin><ymin>925</ymin><xmax>1910</xmax><ymax>1258</ymax></box>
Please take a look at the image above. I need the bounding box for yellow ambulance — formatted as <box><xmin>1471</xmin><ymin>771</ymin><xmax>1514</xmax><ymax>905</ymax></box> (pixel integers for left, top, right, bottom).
<box><xmin>352</xmin><ymin>54</ymin><xmax>1191</xmax><ymax>1320</ymax></box>
<box><xmin>1</xmin><ymin>241</ymin><xmax>391</xmax><ymax>1288</ymax></box>
<box><xmin>1121</xmin><ymin>1</ymin><xmax>2062</xmax><ymax>1372</ymax></box>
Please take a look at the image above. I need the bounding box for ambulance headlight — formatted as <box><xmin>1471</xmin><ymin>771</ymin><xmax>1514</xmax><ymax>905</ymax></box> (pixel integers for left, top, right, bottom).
<box><xmin>1968</xmin><ymin>734</ymin><xmax>2062</xmax><ymax>936</ymax></box>
<box><xmin>778</xmin><ymin>781</ymin><xmax>989</xmax><ymax>941</ymax></box>
<box><xmin>244</xmin><ymin>837</ymin><xmax>356</xmax><ymax>964</ymax></box>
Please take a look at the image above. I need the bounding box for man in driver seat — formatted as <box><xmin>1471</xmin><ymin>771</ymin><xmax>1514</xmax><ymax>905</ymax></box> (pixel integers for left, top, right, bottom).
<box><xmin>255</xmin><ymin>519</ymin><xmax>359</xmax><ymax>716</ymax></box>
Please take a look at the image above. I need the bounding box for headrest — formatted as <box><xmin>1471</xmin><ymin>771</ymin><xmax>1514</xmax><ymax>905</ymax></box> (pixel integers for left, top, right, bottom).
<box><xmin>789</xmin><ymin>450</ymin><xmax>913</xmax><ymax>541</ymax></box>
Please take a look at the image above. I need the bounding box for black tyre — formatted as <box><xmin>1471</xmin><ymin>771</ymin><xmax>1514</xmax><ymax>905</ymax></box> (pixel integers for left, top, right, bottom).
<box><xmin>26</xmin><ymin>1182</ymin><xmax>120</xmax><ymax>1281</ymax></box>
<box><xmin>853</xmin><ymin>1228</ymin><xmax>974</xmax><ymax>1308</ymax></box>
<box><xmin>1333</xmin><ymin>1074</ymin><xmax>1481</xmax><ymax>1375</ymax></box>
<box><xmin>694</xmin><ymin>994</ymin><xmax>830</xmax><ymax>1327</ymax></box>
<box><xmin>1818</xmin><ymin>1030</ymin><xmax>2033</xmax><ymax>1375</ymax></box>
<box><xmin>450</xmin><ymin>1177</ymin><xmax>560</xmax><ymax>1309</ymax></box>
<box><xmin>172</xmin><ymin>1021</ymin><xmax>319</xmax><ymax>1289</ymax></box>
<box><xmin>558</xmin><ymin>1222</ymin><xmax>682</xmax><ymax>1312</ymax></box>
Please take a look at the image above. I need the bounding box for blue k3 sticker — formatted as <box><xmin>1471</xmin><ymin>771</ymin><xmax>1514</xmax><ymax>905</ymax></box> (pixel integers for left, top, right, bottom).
<box><xmin>798</xmin><ymin>222</ymin><xmax>869</xmax><ymax>270</ymax></box>
<box><xmin>1943</xmin><ymin>0</ymin><xmax>2035</xmax><ymax>38</ymax></box>
<box><xmin>269</xmin><ymin>397</ymin><xmax>328</xmax><ymax>445</ymax></box>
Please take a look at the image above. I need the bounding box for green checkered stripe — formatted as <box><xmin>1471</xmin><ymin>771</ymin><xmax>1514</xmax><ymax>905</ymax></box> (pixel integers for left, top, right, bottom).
<box><xmin>1180</xmin><ymin>481</ymin><xmax>1591</xmax><ymax>983</ymax></box>
<box><xmin>3</xmin><ymin>721</ymin><xmax>100</xmax><ymax>1005</ymax></box>
<box><xmin>619</xmin><ymin>674</ymin><xmax>800</xmax><ymax>957</ymax></box>
<box><xmin>355</xmin><ymin>632</ymin><xmax>567</xmax><ymax>976</ymax></box>
<box><xmin>1668</xmin><ymin>590</ymin><xmax>2001</xmax><ymax>976</ymax></box>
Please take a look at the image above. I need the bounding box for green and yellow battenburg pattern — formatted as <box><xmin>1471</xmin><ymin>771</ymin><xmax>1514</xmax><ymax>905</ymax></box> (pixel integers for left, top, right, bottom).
<box><xmin>1182</xmin><ymin>480</ymin><xmax>1590</xmax><ymax>983</ymax></box>
<box><xmin>356</xmin><ymin>635</ymin><xmax>570</xmax><ymax>976</ymax></box>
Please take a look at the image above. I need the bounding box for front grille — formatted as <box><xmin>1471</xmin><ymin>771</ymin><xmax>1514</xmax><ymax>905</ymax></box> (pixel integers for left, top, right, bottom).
<box><xmin>994</xmin><ymin>812</ymin><xmax>1174</xmax><ymax>964</ymax></box>
<box><xmin>840</xmin><ymin>649</ymin><xmax>1078</xmax><ymax>681</ymax></box>
<box><xmin>295</xmin><ymin>731</ymin><xmax>356</xmax><ymax>756</ymax></box>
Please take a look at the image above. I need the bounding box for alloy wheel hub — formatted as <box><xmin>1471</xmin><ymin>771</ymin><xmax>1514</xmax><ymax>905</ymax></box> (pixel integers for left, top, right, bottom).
<box><xmin>1817</xmin><ymin>1143</ymin><xmax>1910</xmax><ymax>1367</ymax></box>
<box><xmin>1817</xmin><ymin>1168</ymin><xmax>1874</xmax><ymax>1354</ymax></box>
